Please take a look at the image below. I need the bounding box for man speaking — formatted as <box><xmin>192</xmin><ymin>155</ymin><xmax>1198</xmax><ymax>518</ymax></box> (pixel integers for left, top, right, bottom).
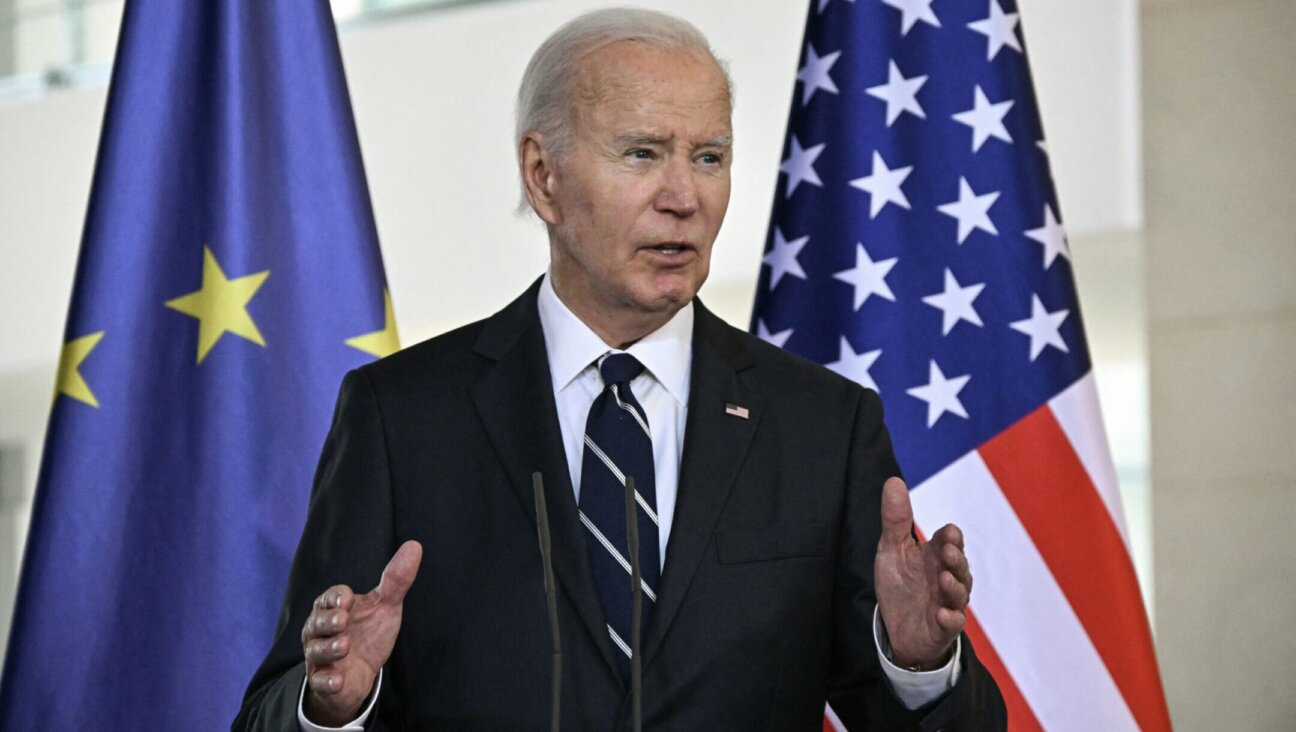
<box><xmin>235</xmin><ymin>8</ymin><xmax>1005</xmax><ymax>730</ymax></box>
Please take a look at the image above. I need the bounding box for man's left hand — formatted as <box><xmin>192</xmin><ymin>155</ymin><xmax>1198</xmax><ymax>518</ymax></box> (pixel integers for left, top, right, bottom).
<box><xmin>874</xmin><ymin>476</ymin><xmax>972</xmax><ymax>670</ymax></box>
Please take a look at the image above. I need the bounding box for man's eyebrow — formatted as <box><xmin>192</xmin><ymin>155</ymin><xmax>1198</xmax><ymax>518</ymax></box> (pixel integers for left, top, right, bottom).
<box><xmin>613</xmin><ymin>132</ymin><xmax>671</xmax><ymax>147</ymax></box>
<box><xmin>611</xmin><ymin>132</ymin><xmax>733</xmax><ymax>148</ymax></box>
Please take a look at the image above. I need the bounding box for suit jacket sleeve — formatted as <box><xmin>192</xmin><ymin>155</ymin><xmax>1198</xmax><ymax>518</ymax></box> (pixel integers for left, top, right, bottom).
<box><xmin>826</xmin><ymin>387</ymin><xmax>1006</xmax><ymax>732</ymax></box>
<box><xmin>232</xmin><ymin>368</ymin><xmax>398</xmax><ymax>731</ymax></box>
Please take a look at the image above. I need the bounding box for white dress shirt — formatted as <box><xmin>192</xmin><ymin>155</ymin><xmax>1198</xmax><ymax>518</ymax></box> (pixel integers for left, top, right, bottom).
<box><xmin>536</xmin><ymin>273</ymin><xmax>691</xmax><ymax>567</ymax></box>
<box><xmin>298</xmin><ymin>275</ymin><xmax>955</xmax><ymax>730</ymax></box>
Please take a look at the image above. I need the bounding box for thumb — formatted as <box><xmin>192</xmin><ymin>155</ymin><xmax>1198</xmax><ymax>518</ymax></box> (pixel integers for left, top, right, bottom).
<box><xmin>880</xmin><ymin>477</ymin><xmax>915</xmax><ymax>546</ymax></box>
<box><xmin>375</xmin><ymin>540</ymin><xmax>423</xmax><ymax>606</ymax></box>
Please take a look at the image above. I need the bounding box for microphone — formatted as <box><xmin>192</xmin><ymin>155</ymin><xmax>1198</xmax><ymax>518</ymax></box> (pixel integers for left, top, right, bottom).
<box><xmin>532</xmin><ymin>472</ymin><xmax>562</xmax><ymax>732</ymax></box>
<box><xmin>624</xmin><ymin>476</ymin><xmax>643</xmax><ymax>732</ymax></box>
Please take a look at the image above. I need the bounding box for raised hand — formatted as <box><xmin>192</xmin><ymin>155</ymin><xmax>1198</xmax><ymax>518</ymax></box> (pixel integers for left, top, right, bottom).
<box><xmin>873</xmin><ymin>477</ymin><xmax>971</xmax><ymax>670</ymax></box>
<box><xmin>301</xmin><ymin>540</ymin><xmax>423</xmax><ymax>726</ymax></box>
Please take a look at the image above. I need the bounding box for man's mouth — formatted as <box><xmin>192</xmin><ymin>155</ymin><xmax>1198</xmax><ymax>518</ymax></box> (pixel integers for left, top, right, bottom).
<box><xmin>645</xmin><ymin>242</ymin><xmax>695</xmax><ymax>256</ymax></box>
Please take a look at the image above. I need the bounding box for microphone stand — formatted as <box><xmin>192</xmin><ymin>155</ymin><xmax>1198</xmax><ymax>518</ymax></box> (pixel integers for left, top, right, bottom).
<box><xmin>532</xmin><ymin>472</ymin><xmax>562</xmax><ymax>732</ymax></box>
<box><xmin>625</xmin><ymin>476</ymin><xmax>643</xmax><ymax>732</ymax></box>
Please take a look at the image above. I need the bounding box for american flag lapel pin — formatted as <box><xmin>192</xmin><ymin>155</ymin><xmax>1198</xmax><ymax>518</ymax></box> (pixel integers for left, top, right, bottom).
<box><xmin>724</xmin><ymin>403</ymin><xmax>750</xmax><ymax>419</ymax></box>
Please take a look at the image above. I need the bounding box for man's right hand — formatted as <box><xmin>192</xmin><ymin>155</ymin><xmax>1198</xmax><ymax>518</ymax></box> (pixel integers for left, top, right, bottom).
<box><xmin>301</xmin><ymin>540</ymin><xmax>423</xmax><ymax>726</ymax></box>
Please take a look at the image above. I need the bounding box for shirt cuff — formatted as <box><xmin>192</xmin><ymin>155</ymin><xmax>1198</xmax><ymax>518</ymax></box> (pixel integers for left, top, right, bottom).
<box><xmin>872</xmin><ymin>607</ymin><xmax>961</xmax><ymax>710</ymax></box>
<box><xmin>297</xmin><ymin>668</ymin><xmax>382</xmax><ymax>731</ymax></box>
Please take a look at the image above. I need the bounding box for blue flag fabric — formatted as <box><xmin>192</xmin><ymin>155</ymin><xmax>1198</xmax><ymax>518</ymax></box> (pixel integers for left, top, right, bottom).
<box><xmin>751</xmin><ymin>0</ymin><xmax>1087</xmax><ymax>487</ymax></box>
<box><xmin>0</xmin><ymin>0</ymin><xmax>396</xmax><ymax>727</ymax></box>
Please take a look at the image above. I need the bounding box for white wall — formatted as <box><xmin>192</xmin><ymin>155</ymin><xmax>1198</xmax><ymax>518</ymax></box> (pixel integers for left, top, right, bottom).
<box><xmin>0</xmin><ymin>0</ymin><xmax>1149</xmax><ymax>674</ymax></box>
<box><xmin>1143</xmin><ymin>0</ymin><xmax>1296</xmax><ymax>728</ymax></box>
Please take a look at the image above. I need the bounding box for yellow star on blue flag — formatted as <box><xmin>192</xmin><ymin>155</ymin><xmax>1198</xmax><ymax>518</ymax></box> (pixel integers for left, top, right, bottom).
<box><xmin>164</xmin><ymin>246</ymin><xmax>269</xmax><ymax>363</ymax></box>
<box><xmin>345</xmin><ymin>289</ymin><xmax>400</xmax><ymax>359</ymax></box>
<box><xmin>54</xmin><ymin>331</ymin><xmax>105</xmax><ymax>407</ymax></box>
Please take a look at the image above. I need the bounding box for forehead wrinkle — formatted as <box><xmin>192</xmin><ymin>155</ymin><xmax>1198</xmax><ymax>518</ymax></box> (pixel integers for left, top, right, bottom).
<box><xmin>570</xmin><ymin>43</ymin><xmax>731</xmax><ymax>136</ymax></box>
<box><xmin>571</xmin><ymin>46</ymin><xmax>657</xmax><ymax>120</ymax></box>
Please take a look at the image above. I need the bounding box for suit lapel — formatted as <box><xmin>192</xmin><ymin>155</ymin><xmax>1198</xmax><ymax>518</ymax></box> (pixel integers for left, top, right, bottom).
<box><xmin>643</xmin><ymin>303</ymin><xmax>760</xmax><ymax>668</ymax></box>
<box><xmin>469</xmin><ymin>281</ymin><xmax>624</xmax><ymax>684</ymax></box>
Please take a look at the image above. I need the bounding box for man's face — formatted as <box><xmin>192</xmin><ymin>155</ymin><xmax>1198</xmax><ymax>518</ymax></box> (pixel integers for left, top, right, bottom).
<box><xmin>541</xmin><ymin>41</ymin><xmax>733</xmax><ymax>333</ymax></box>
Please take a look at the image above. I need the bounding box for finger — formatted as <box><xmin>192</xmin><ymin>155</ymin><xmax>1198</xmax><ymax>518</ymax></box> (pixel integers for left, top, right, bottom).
<box><xmin>936</xmin><ymin>540</ymin><xmax>973</xmax><ymax>605</ymax></box>
<box><xmin>939</xmin><ymin>569</ymin><xmax>971</xmax><ymax>610</ymax></box>
<box><xmin>879</xmin><ymin>477</ymin><xmax>914</xmax><ymax>546</ymax></box>
<box><xmin>306</xmin><ymin>608</ymin><xmax>349</xmax><ymax>639</ymax></box>
<box><xmin>939</xmin><ymin>538</ymin><xmax>969</xmax><ymax>574</ymax></box>
<box><xmin>932</xmin><ymin>523</ymin><xmax>964</xmax><ymax>551</ymax></box>
<box><xmin>304</xmin><ymin>586</ymin><xmax>355</xmax><ymax>644</ymax></box>
<box><xmin>302</xmin><ymin>609</ymin><xmax>336</xmax><ymax>644</ymax></box>
<box><xmin>934</xmin><ymin>605</ymin><xmax>967</xmax><ymax>636</ymax></box>
<box><xmin>305</xmin><ymin>636</ymin><xmax>349</xmax><ymax>666</ymax></box>
<box><xmin>374</xmin><ymin>540</ymin><xmax>424</xmax><ymax>606</ymax></box>
<box><xmin>308</xmin><ymin>669</ymin><xmax>344</xmax><ymax>698</ymax></box>
<box><xmin>940</xmin><ymin>541</ymin><xmax>972</xmax><ymax>590</ymax></box>
<box><xmin>314</xmin><ymin>585</ymin><xmax>355</xmax><ymax>612</ymax></box>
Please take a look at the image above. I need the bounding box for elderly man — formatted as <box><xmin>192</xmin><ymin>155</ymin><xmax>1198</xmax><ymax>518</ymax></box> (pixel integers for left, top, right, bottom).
<box><xmin>235</xmin><ymin>8</ymin><xmax>1004</xmax><ymax>730</ymax></box>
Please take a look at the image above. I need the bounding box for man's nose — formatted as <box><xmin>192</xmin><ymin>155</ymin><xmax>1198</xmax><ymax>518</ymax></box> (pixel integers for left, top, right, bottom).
<box><xmin>654</xmin><ymin>157</ymin><xmax>700</xmax><ymax>216</ymax></box>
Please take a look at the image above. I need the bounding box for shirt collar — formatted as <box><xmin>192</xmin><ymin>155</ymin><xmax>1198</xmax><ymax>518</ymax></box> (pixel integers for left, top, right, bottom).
<box><xmin>537</xmin><ymin>272</ymin><xmax>693</xmax><ymax>406</ymax></box>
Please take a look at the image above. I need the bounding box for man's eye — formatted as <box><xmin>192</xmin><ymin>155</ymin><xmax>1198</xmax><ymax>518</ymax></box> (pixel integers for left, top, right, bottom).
<box><xmin>628</xmin><ymin>149</ymin><xmax>655</xmax><ymax>160</ymax></box>
<box><xmin>698</xmin><ymin>152</ymin><xmax>724</xmax><ymax>165</ymax></box>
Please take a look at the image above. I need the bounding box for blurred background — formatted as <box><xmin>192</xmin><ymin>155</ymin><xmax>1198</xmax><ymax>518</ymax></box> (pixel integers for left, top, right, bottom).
<box><xmin>0</xmin><ymin>0</ymin><xmax>1290</xmax><ymax>728</ymax></box>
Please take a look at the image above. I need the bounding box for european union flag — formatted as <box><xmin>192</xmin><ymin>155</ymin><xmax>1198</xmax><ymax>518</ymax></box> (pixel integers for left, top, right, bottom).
<box><xmin>0</xmin><ymin>0</ymin><xmax>397</xmax><ymax>727</ymax></box>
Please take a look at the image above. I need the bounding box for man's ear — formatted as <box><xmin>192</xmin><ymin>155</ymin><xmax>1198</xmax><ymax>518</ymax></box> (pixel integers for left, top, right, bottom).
<box><xmin>519</xmin><ymin>133</ymin><xmax>560</xmax><ymax>225</ymax></box>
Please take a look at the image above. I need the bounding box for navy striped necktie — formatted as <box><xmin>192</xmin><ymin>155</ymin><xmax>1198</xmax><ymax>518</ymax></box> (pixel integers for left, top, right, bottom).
<box><xmin>578</xmin><ymin>352</ymin><xmax>661</xmax><ymax>678</ymax></box>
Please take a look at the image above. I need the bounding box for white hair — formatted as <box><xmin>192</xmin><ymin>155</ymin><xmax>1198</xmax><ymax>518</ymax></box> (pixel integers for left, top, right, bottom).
<box><xmin>514</xmin><ymin>7</ymin><xmax>733</xmax><ymax>210</ymax></box>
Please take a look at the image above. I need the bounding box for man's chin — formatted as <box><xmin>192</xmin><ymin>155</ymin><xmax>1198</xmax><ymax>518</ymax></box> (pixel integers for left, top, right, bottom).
<box><xmin>634</xmin><ymin>284</ymin><xmax>701</xmax><ymax>314</ymax></box>
<box><xmin>641</xmin><ymin>271</ymin><xmax>706</xmax><ymax>307</ymax></box>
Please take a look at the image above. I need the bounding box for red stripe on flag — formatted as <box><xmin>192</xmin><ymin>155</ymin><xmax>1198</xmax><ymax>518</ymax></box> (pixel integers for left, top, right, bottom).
<box><xmin>914</xmin><ymin>525</ymin><xmax>1044</xmax><ymax>731</ymax></box>
<box><xmin>963</xmin><ymin>607</ymin><xmax>1044</xmax><ymax>732</ymax></box>
<box><xmin>979</xmin><ymin>405</ymin><xmax>1172</xmax><ymax>732</ymax></box>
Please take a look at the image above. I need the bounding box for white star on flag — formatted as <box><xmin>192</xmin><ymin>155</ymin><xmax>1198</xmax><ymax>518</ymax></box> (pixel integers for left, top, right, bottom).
<box><xmin>826</xmin><ymin>337</ymin><xmax>882</xmax><ymax>392</ymax></box>
<box><xmin>1025</xmin><ymin>203</ymin><xmax>1070</xmax><ymax>269</ymax></box>
<box><xmin>881</xmin><ymin>0</ymin><xmax>941</xmax><ymax>36</ymax></box>
<box><xmin>762</xmin><ymin>228</ymin><xmax>810</xmax><ymax>290</ymax></box>
<box><xmin>849</xmin><ymin>151</ymin><xmax>913</xmax><ymax>218</ymax></box>
<box><xmin>906</xmin><ymin>360</ymin><xmax>971</xmax><ymax>427</ymax></box>
<box><xmin>757</xmin><ymin>320</ymin><xmax>794</xmax><ymax>348</ymax></box>
<box><xmin>936</xmin><ymin>176</ymin><xmax>1000</xmax><ymax>244</ymax></box>
<box><xmin>780</xmin><ymin>136</ymin><xmax>826</xmax><ymax>198</ymax></box>
<box><xmin>922</xmin><ymin>269</ymin><xmax>986</xmax><ymax>335</ymax></box>
<box><xmin>952</xmin><ymin>85</ymin><xmax>1014</xmax><ymax>152</ymax></box>
<box><xmin>967</xmin><ymin>0</ymin><xmax>1022</xmax><ymax>61</ymax></box>
<box><xmin>1009</xmin><ymin>294</ymin><xmax>1070</xmax><ymax>360</ymax></box>
<box><xmin>866</xmin><ymin>60</ymin><xmax>928</xmax><ymax>127</ymax></box>
<box><xmin>796</xmin><ymin>43</ymin><xmax>842</xmax><ymax>105</ymax></box>
<box><xmin>833</xmin><ymin>242</ymin><xmax>898</xmax><ymax>310</ymax></box>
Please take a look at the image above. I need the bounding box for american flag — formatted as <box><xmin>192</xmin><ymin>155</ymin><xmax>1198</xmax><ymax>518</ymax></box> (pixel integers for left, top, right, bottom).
<box><xmin>750</xmin><ymin>1</ymin><xmax>1172</xmax><ymax>729</ymax></box>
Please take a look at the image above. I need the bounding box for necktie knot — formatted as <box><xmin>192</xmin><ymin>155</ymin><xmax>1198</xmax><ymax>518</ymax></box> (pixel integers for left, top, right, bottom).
<box><xmin>599</xmin><ymin>353</ymin><xmax>645</xmax><ymax>387</ymax></box>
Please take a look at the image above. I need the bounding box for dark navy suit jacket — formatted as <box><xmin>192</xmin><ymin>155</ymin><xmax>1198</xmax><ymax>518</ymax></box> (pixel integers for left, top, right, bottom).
<box><xmin>233</xmin><ymin>280</ymin><xmax>1005</xmax><ymax>730</ymax></box>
